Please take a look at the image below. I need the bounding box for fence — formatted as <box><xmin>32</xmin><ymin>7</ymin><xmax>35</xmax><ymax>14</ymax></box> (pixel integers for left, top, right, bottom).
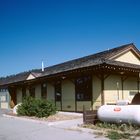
<box><xmin>83</xmin><ymin>107</ymin><xmax>98</xmax><ymax>124</ymax></box>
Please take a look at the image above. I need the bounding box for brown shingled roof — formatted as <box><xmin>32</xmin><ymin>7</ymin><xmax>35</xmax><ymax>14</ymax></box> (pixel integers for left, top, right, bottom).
<box><xmin>0</xmin><ymin>43</ymin><xmax>139</xmax><ymax>86</ymax></box>
<box><xmin>0</xmin><ymin>69</ymin><xmax>42</xmax><ymax>86</ymax></box>
<box><xmin>41</xmin><ymin>43</ymin><xmax>140</xmax><ymax>76</ymax></box>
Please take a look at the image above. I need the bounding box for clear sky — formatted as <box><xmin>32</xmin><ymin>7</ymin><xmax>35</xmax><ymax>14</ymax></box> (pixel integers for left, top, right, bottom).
<box><xmin>0</xmin><ymin>0</ymin><xmax>140</xmax><ymax>76</ymax></box>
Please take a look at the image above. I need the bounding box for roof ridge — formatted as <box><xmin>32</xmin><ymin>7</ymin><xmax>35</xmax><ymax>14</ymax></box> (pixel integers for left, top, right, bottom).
<box><xmin>43</xmin><ymin>43</ymin><xmax>135</xmax><ymax>70</ymax></box>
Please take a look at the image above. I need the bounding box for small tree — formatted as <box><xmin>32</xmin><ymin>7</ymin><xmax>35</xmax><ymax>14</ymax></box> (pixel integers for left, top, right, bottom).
<box><xmin>17</xmin><ymin>96</ymin><xmax>57</xmax><ymax>118</ymax></box>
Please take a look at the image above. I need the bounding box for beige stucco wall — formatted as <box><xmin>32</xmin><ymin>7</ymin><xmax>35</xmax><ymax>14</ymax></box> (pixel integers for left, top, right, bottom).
<box><xmin>77</xmin><ymin>101</ymin><xmax>91</xmax><ymax>112</ymax></box>
<box><xmin>104</xmin><ymin>75</ymin><xmax>138</xmax><ymax>104</ymax></box>
<box><xmin>92</xmin><ymin>75</ymin><xmax>102</xmax><ymax>110</ymax></box>
<box><xmin>26</xmin><ymin>89</ymin><xmax>30</xmax><ymax>96</ymax></box>
<box><xmin>123</xmin><ymin>77</ymin><xmax>138</xmax><ymax>102</ymax></box>
<box><xmin>17</xmin><ymin>88</ymin><xmax>22</xmax><ymax>104</ymax></box>
<box><xmin>62</xmin><ymin>80</ymin><xmax>75</xmax><ymax>111</ymax></box>
<box><xmin>56</xmin><ymin>101</ymin><xmax>61</xmax><ymax>110</ymax></box>
<box><xmin>115</xmin><ymin>51</ymin><xmax>140</xmax><ymax>65</ymax></box>
<box><xmin>47</xmin><ymin>83</ymin><xmax>55</xmax><ymax>103</ymax></box>
<box><xmin>35</xmin><ymin>84</ymin><xmax>41</xmax><ymax>99</ymax></box>
<box><xmin>16</xmin><ymin>85</ymin><xmax>42</xmax><ymax>101</ymax></box>
<box><xmin>104</xmin><ymin>75</ymin><xmax>122</xmax><ymax>104</ymax></box>
<box><xmin>13</xmin><ymin>73</ymin><xmax>139</xmax><ymax>111</ymax></box>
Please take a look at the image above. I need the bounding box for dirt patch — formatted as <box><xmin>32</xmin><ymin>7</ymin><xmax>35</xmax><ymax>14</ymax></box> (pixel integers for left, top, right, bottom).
<box><xmin>47</xmin><ymin>113</ymin><xmax>82</xmax><ymax>122</ymax></box>
<box><xmin>6</xmin><ymin>112</ymin><xmax>82</xmax><ymax>122</ymax></box>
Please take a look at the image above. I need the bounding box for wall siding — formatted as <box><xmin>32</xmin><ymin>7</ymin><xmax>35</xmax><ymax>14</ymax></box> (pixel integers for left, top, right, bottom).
<box><xmin>26</xmin><ymin>89</ymin><xmax>30</xmax><ymax>96</ymax></box>
<box><xmin>92</xmin><ymin>75</ymin><xmax>102</xmax><ymax>110</ymax></box>
<box><xmin>115</xmin><ymin>51</ymin><xmax>140</xmax><ymax>65</ymax></box>
<box><xmin>104</xmin><ymin>75</ymin><xmax>138</xmax><ymax>104</ymax></box>
<box><xmin>11</xmin><ymin>73</ymin><xmax>139</xmax><ymax>112</ymax></box>
<box><xmin>104</xmin><ymin>75</ymin><xmax>122</xmax><ymax>104</ymax></box>
<box><xmin>56</xmin><ymin>101</ymin><xmax>61</xmax><ymax>110</ymax></box>
<box><xmin>35</xmin><ymin>85</ymin><xmax>41</xmax><ymax>99</ymax></box>
<box><xmin>123</xmin><ymin>77</ymin><xmax>137</xmax><ymax>102</ymax></box>
<box><xmin>17</xmin><ymin>88</ymin><xmax>22</xmax><ymax>104</ymax></box>
<box><xmin>62</xmin><ymin>80</ymin><xmax>75</xmax><ymax>111</ymax></box>
<box><xmin>47</xmin><ymin>83</ymin><xmax>55</xmax><ymax>103</ymax></box>
<box><xmin>77</xmin><ymin>101</ymin><xmax>91</xmax><ymax>112</ymax></box>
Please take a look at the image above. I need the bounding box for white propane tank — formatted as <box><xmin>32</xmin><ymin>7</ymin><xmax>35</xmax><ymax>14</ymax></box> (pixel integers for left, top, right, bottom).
<box><xmin>97</xmin><ymin>105</ymin><xmax>140</xmax><ymax>125</ymax></box>
<box><xmin>13</xmin><ymin>103</ymin><xmax>22</xmax><ymax>114</ymax></box>
<box><xmin>116</xmin><ymin>100</ymin><xmax>130</xmax><ymax>105</ymax></box>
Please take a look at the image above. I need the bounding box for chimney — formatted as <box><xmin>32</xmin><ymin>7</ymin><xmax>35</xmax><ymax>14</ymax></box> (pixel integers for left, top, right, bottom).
<box><xmin>42</xmin><ymin>61</ymin><xmax>44</xmax><ymax>72</ymax></box>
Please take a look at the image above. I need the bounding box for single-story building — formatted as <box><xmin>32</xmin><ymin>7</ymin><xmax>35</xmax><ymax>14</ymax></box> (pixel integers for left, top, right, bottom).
<box><xmin>0</xmin><ymin>89</ymin><xmax>9</xmax><ymax>109</ymax></box>
<box><xmin>1</xmin><ymin>43</ymin><xmax>140</xmax><ymax>111</ymax></box>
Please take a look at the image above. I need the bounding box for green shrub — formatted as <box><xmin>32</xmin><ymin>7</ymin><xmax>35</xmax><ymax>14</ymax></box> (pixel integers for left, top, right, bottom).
<box><xmin>17</xmin><ymin>96</ymin><xmax>57</xmax><ymax>118</ymax></box>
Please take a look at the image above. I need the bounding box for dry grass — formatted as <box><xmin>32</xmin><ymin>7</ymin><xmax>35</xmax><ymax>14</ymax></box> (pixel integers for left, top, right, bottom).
<box><xmin>81</xmin><ymin>123</ymin><xmax>140</xmax><ymax>140</ymax></box>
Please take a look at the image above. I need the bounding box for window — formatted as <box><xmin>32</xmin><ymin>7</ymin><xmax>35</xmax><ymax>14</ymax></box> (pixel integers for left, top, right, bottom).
<box><xmin>55</xmin><ymin>81</ymin><xmax>61</xmax><ymax>101</ymax></box>
<box><xmin>0</xmin><ymin>88</ymin><xmax>8</xmax><ymax>92</ymax></box>
<box><xmin>41</xmin><ymin>83</ymin><xmax>47</xmax><ymax>99</ymax></box>
<box><xmin>29</xmin><ymin>87</ymin><xmax>35</xmax><ymax>98</ymax></box>
<box><xmin>22</xmin><ymin>87</ymin><xmax>26</xmax><ymax>99</ymax></box>
<box><xmin>75</xmin><ymin>76</ymin><xmax>92</xmax><ymax>101</ymax></box>
<box><xmin>0</xmin><ymin>95</ymin><xmax>6</xmax><ymax>102</ymax></box>
<box><xmin>129</xmin><ymin>92</ymin><xmax>137</xmax><ymax>96</ymax></box>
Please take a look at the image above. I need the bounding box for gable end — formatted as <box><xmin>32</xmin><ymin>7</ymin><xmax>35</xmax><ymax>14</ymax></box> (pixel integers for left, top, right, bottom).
<box><xmin>111</xmin><ymin>49</ymin><xmax>140</xmax><ymax>65</ymax></box>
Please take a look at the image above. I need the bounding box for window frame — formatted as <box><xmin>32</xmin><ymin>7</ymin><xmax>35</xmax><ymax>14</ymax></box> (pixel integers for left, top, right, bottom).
<box><xmin>29</xmin><ymin>87</ymin><xmax>35</xmax><ymax>98</ymax></box>
<box><xmin>22</xmin><ymin>87</ymin><xmax>26</xmax><ymax>99</ymax></box>
<box><xmin>54</xmin><ymin>81</ymin><xmax>62</xmax><ymax>102</ymax></box>
<box><xmin>41</xmin><ymin>83</ymin><xmax>47</xmax><ymax>99</ymax></box>
<box><xmin>75</xmin><ymin>75</ymin><xmax>92</xmax><ymax>101</ymax></box>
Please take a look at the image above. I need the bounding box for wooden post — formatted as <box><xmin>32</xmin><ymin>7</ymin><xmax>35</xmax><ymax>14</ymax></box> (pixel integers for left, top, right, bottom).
<box><xmin>96</xmin><ymin>73</ymin><xmax>110</xmax><ymax>106</ymax></box>
<box><xmin>138</xmin><ymin>73</ymin><xmax>140</xmax><ymax>93</ymax></box>
<box><xmin>117</xmin><ymin>82</ymin><xmax>119</xmax><ymax>100</ymax></box>
<box><xmin>121</xmin><ymin>77</ymin><xmax>124</xmax><ymax>100</ymax></box>
<box><xmin>101</xmin><ymin>74</ymin><xmax>105</xmax><ymax>105</ymax></box>
<box><xmin>83</xmin><ymin>105</ymin><xmax>85</xmax><ymax>123</ymax></box>
<box><xmin>121</xmin><ymin>75</ymin><xmax>128</xmax><ymax>99</ymax></box>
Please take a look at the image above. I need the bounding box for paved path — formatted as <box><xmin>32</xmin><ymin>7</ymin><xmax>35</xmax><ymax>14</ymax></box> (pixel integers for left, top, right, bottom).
<box><xmin>0</xmin><ymin>110</ymin><xmax>108</xmax><ymax>140</ymax></box>
<box><xmin>0</xmin><ymin>109</ymin><xmax>10</xmax><ymax>116</ymax></box>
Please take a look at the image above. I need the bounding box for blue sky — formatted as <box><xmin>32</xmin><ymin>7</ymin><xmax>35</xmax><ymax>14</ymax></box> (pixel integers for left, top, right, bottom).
<box><xmin>0</xmin><ymin>0</ymin><xmax>140</xmax><ymax>76</ymax></box>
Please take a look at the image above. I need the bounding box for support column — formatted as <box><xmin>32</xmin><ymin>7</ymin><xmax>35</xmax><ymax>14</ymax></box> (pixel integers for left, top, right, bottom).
<box><xmin>121</xmin><ymin>77</ymin><xmax>124</xmax><ymax>100</ymax></box>
<box><xmin>101</xmin><ymin>75</ymin><xmax>104</xmax><ymax>105</ymax></box>
<box><xmin>137</xmin><ymin>80</ymin><xmax>139</xmax><ymax>93</ymax></box>
<box><xmin>121</xmin><ymin>76</ymin><xmax>128</xmax><ymax>100</ymax></box>
<box><xmin>137</xmin><ymin>73</ymin><xmax>140</xmax><ymax>93</ymax></box>
<box><xmin>97</xmin><ymin>74</ymin><xmax>110</xmax><ymax>105</ymax></box>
